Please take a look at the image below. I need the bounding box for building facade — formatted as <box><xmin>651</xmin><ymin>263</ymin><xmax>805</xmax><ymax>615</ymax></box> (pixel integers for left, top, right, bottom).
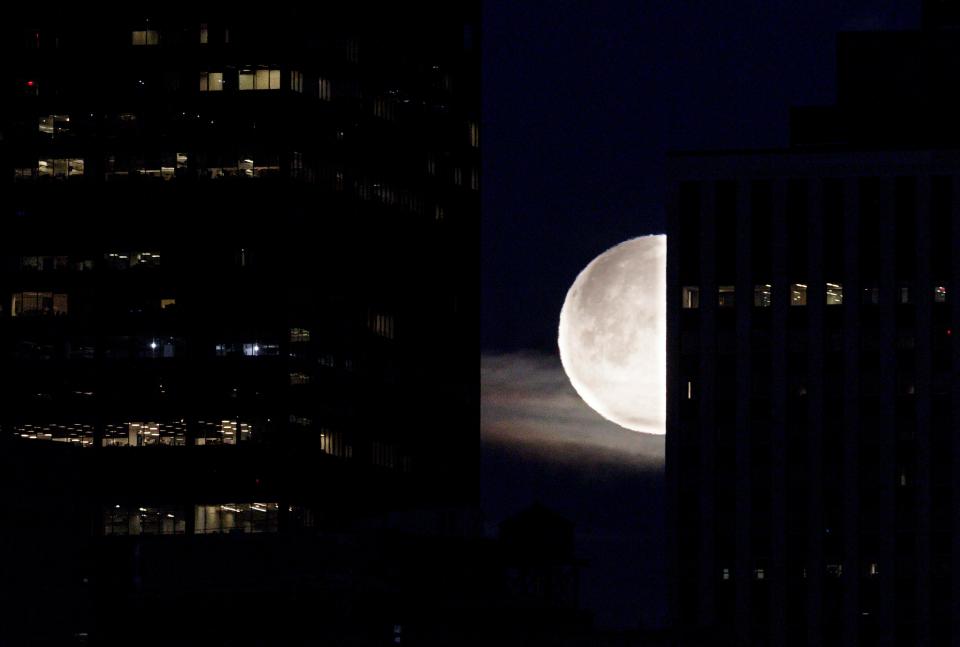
<box><xmin>667</xmin><ymin>7</ymin><xmax>960</xmax><ymax>647</ymax></box>
<box><xmin>0</xmin><ymin>7</ymin><xmax>478</xmax><ymax>644</ymax></box>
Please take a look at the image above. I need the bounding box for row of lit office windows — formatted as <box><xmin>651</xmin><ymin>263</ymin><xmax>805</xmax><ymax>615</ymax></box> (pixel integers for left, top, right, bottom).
<box><xmin>103</xmin><ymin>503</ymin><xmax>316</xmax><ymax>536</ymax></box>
<box><xmin>12</xmin><ymin>420</ymin><xmax>387</xmax><ymax>464</ymax></box>
<box><xmin>682</xmin><ymin>283</ymin><xmax>950</xmax><ymax>308</ymax></box>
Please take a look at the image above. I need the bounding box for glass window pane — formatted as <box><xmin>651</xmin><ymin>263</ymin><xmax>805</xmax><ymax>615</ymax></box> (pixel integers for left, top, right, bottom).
<box><xmin>682</xmin><ymin>286</ymin><xmax>699</xmax><ymax>309</ymax></box>
<box><xmin>239</xmin><ymin>71</ymin><xmax>254</xmax><ymax>91</ymax></box>
<box><xmin>790</xmin><ymin>283</ymin><xmax>807</xmax><ymax>306</ymax></box>
<box><xmin>825</xmin><ymin>282</ymin><xmax>843</xmax><ymax>305</ymax></box>
<box><xmin>255</xmin><ymin>69</ymin><xmax>269</xmax><ymax>90</ymax></box>
<box><xmin>718</xmin><ymin>286</ymin><xmax>735</xmax><ymax>308</ymax></box>
<box><xmin>754</xmin><ymin>284</ymin><xmax>772</xmax><ymax>307</ymax></box>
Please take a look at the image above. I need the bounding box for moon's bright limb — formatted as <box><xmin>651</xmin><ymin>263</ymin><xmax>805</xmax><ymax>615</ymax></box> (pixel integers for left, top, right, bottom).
<box><xmin>558</xmin><ymin>235</ymin><xmax>666</xmax><ymax>435</ymax></box>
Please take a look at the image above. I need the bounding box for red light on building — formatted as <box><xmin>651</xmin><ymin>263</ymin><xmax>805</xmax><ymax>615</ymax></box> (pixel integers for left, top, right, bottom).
<box><xmin>948</xmin><ymin>328</ymin><xmax>952</xmax><ymax>336</ymax></box>
<box><xmin>26</xmin><ymin>80</ymin><xmax>34</xmax><ymax>87</ymax></box>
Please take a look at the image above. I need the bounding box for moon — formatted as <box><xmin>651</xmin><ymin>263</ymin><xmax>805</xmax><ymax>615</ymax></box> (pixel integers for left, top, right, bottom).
<box><xmin>558</xmin><ymin>235</ymin><xmax>666</xmax><ymax>435</ymax></box>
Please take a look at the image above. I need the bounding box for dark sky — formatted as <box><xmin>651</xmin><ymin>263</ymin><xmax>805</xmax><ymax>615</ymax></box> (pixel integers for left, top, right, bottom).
<box><xmin>482</xmin><ymin>0</ymin><xmax>919</xmax><ymax>354</ymax></box>
<box><xmin>480</xmin><ymin>0</ymin><xmax>919</xmax><ymax>631</ymax></box>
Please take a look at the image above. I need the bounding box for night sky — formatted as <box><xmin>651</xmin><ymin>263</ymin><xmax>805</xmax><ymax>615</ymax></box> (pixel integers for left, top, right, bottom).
<box><xmin>480</xmin><ymin>1</ymin><xmax>919</xmax><ymax>631</ymax></box>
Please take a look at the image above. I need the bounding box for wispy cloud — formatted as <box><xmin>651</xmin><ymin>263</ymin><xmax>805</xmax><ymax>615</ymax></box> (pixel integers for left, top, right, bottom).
<box><xmin>481</xmin><ymin>351</ymin><xmax>664</xmax><ymax>467</ymax></box>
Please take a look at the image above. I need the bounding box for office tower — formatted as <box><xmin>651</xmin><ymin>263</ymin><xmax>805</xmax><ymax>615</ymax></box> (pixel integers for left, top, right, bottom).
<box><xmin>668</xmin><ymin>6</ymin><xmax>960</xmax><ymax>646</ymax></box>
<box><xmin>1</xmin><ymin>6</ymin><xmax>478</xmax><ymax>644</ymax></box>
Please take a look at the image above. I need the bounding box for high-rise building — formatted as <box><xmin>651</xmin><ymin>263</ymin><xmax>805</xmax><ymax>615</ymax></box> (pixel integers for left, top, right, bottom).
<box><xmin>667</xmin><ymin>8</ymin><xmax>960</xmax><ymax>647</ymax></box>
<box><xmin>0</xmin><ymin>6</ymin><xmax>478</xmax><ymax>644</ymax></box>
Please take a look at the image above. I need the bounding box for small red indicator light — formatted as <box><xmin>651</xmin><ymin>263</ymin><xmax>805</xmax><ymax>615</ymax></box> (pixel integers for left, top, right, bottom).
<box><xmin>948</xmin><ymin>329</ymin><xmax>952</xmax><ymax>336</ymax></box>
<box><xmin>26</xmin><ymin>80</ymin><xmax>34</xmax><ymax>87</ymax></box>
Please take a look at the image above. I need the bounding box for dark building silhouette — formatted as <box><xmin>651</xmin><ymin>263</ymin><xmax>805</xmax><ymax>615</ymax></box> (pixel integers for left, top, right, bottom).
<box><xmin>668</xmin><ymin>6</ymin><xmax>960</xmax><ymax>647</ymax></box>
<box><xmin>0</xmin><ymin>6</ymin><xmax>478</xmax><ymax>645</ymax></box>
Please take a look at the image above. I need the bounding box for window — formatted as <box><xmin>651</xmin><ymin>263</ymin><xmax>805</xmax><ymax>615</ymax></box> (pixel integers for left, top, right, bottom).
<box><xmin>790</xmin><ymin>283</ymin><xmax>807</xmax><ymax>306</ymax></box>
<box><xmin>682</xmin><ymin>286</ymin><xmax>699</xmax><ymax>309</ymax></box>
<box><xmin>12</xmin><ymin>423</ymin><xmax>94</xmax><ymax>446</ymax></box>
<box><xmin>105</xmin><ymin>505</ymin><xmax>186</xmax><ymax>536</ymax></box>
<box><xmin>132</xmin><ymin>30</ymin><xmax>159</xmax><ymax>46</ymax></box>
<box><xmin>199</xmin><ymin>23</ymin><xmax>208</xmax><ymax>44</ymax></box>
<box><xmin>243</xmin><ymin>343</ymin><xmax>280</xmax><ymax>357</ymax></box>
<box><xmin>722</xmin><ymin>568</ymin><xmax>730</xmax><ymax>581</ymax></box>
<box><xmin>289</xmin><ymin>372</ymin><xmax>311</xmax><ymax>385</ymax></box>
<box><xmin>289</xmin><ymin>414</ymin><xmax>312</xmax><ymax>427</ymax></box>
<box><xmin>754</xmin><ymin>284</ymin><xmax>772</xmax><ymax>307</ymax></box>
<box><xmin>686</xmin><ymin>380</ymin><xmax>694</xmax><ymax>400</ymax></box>
<box><xmin>754</xmin><ymin>568</ymin><xmax>765</xmax><ymax>581</ymax></box>
<box><xmin>239</xmin><ymin>68</ymin><xmax>280</xmax><ymax>90</ymax></box>
<box><xmin>718</xmin><ymin>286</ymin><xmax>735</xmax><ymax>308</ymax></box>
<box><xmin>290</xmin><ymin>70</ymin><xmax>303</xmax><ymax>93</ymax></box>
<box><xmin>899</xmin><ymin>283</ymin><xmax>912</xmax><ymax>304</ymax></box>
<box><xmin>369</xmin><ymin>311</ymin><xmax>395</xmax><ymax>339</ymax></box>
<box><xmin>935</xmin><ymin>284</ymin><xmax>948</xmax><ymax>303</ymax></box>
<box><xmin>11</xmin><ymin>292</ymin><xmax>67</xmax><ymax>317</ymax></box>
<box><xmin>199</xmin><ymin>71</ymin><xmax>223</xmax><ymax>91</ymax></box>
<box><xmin>193</xmin><ymin>419</ymin><xmax>251</xmax><ymax>445</ymax></box>
<box><xmin>825</xmin><ymin>282</ymin><xmax>843</xmax><ymax>305</ymax></box>
<box><xmin>160</xmin><ymin>298</ymin><xmax>176</xmax><ymax>310</ymax></box>
<box><xmin>102</xmin><ymin>421</ymin><xmax>186</xmax><ymax>447</ymax></box>
<box><xmin>826</xmin><ymin>564</ymin><xmax>843</xmax><ymax>577</ymax></box>
<box><xmin>104</xmin><ymin>252</ymin><xmax>160</xmax><ymax>269</ymax></box>
<box><xmin>318</xmin><ymin>77</ymin><xmax>331</xmax><ymax>100</ymax></box>
<box><xmin>469</xmin><ymin>121</ymin><xmax>479</xmax><ymax>148</ymax></box>
<box><xmin>289</xmin><ymin>327</ymin><xmax>310</xmax><ymax>343</ymax></box>
<box><xmin>862</xmin><ymin>286</ymin><xmax>879</xmax><ymax>305</ymax></box>
<box><xmin>194</xmin><ymin>503</ymin><xmax>279</xmax><ymax>534</ymax></box>
<box><xmin>319</xmin><ymin>429</ymin><xmax>351</xmax><ymax>458</ymax></box>
<box><xmin>37</xmin><ymin>158</ymin><xmax>83</xmax><ymax>178</ymax></box>
<box><xmin>38</xmin><ymin>114</ymin><xmax>70</xmax><ymax>137</ymax></box>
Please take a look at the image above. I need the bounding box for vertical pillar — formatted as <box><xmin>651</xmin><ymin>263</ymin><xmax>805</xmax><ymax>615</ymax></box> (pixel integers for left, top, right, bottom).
<box><xmin>735</xmin><ymin>180</ymin><xmax>753</xmax><ymax>646</ymax></box>
<box><xmin>915</xmin><ymin>175</ymin><xmax>932</xmax><ymax>647</ymax></box>
<box><xmin>842</xmin><ymin>177</ymin><xmax>861</xmax><ymax>647</ymax></box>
<box><xmin>807</xmin><ymin>179</ymin><xmax>824</xmax><ymax>647</ymax></box>
<box><xmin>770</xmin><ymin>178</ymin><xmax>788</xmax><ymax>647</ymax></box>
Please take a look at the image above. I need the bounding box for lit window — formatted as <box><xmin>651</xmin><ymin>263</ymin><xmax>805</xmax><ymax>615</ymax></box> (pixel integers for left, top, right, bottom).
<box><xmin>469</xmin><ymin>121</ymin><xmax>479</xmax><ymax>148</ymax></box>
<box><xmin>199</xmin><ymin>72</ymin><xmax>223</xmax><ymax>92</ymax></box>
<box><xmin>686</xmin><ymin>380</ymin><xmax>694</xmax><ymax>400</ymax></box>
<box><xmin>868</xmin><ymin>563</ymin><xmax>879</xmax><ymax>576</ymax></box>
<box><xmin>718</xmin><ymin>286</ymin><xmax>735</xmax><ymax>308</ymax></box>
<box><xmin>826</xmin><ymin>564</ymin><xmax>843</xmax><ymax>577</ymax></box>
<box><xmin>289</xmin><ymin>327</ymin><xmax>310</xmax><ymax>343</ymax></box>
<box><xmin>290</xmin><ymin>70</ymin><xmax>303</xmax><ymax>93</ymax></box>
<box><xmin>132</xmin><ymin>30</ymin><xmax>160</xmax><ymax>46</ymax></box>
<box><xmin>199</xmin><ymin>23</ymin><xmax>208</xmax><ymax>44</ymax></box>
<box><xmin>37</xmin><ymin>158</ymin><xmax>84</xmax><ymax>178</ymax></box>
<box><xmin>242</xmin><ymin>343</ymin><xmax>279</xmax><ymax>357</ymax></box>
<box><xmin>239</xmin><ymin>68</ymin><xmax>280</xmax><ymax>91</ymax></box>
<box><xmin>790</xmin><ymin>283</ymin><xmax>807</xmax><ymax>306</ymax></box>
<box><xmin>318</xmin><ymin>77</ymin><xmax>332</xmax><ymax>101</ymax></box>
<box><xmin>862</xmin><ymin>286</ymin><xmax>879</xmax><ymax>305</ymax></box>
<box><xmin>721</xmin><ymin>567</ymin><xmax>730</xmax><ymax>581</ymax></box>
<box><xmin>899</xmin><ymin>283</ymin><xmax>911</xmax><ymax>304</ymax></box>
<box><xmin>11</xmin><ymin>292</ymin><xmax>67</xmax><ymax>317</ymax></box>
<box><xmin>289</xmin><ymin>372</ymin><xmax>311</xmax><ymax>385</ymax></box>
<box><xmin>104</xmin><ymin>505</ymin><xmax>186</xmax><ymax>536</ymax></box>
<box><xmin>754</xmin><ymin>284</ymin><xmax>772</xmax><ymax>307</ymax></box>
<box><xmin>369</xmin><ymin>311</ymin><xmax>395</xmax><ymax>339</ymax></box>
<box><xmin>825</xmin><ymin>282</ymin><xmax>843</xmax><ymax>305</ymax></box>
<box><xmin>38</xmin><ymin>114</ymin><xmax>70</xmax><ymax>137</ymax></box>
<box><xmin>935</xmin><ymin>284</ymin><xmax>948</xmax><ymax>303</ymax></box>
<box><xmin>194</xmin><ymin>503</ymin><xmax>279</xmax><ymax>534</ymax></box>
<box><xmin>682</xmin><ymin>286</ymin><xmax>699</xmax><ymax>309</ymax></box>
<box><xmin>754</xmin><ymin>568</ymin><xmax>765</xmax><ymax>581</ymax></box>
